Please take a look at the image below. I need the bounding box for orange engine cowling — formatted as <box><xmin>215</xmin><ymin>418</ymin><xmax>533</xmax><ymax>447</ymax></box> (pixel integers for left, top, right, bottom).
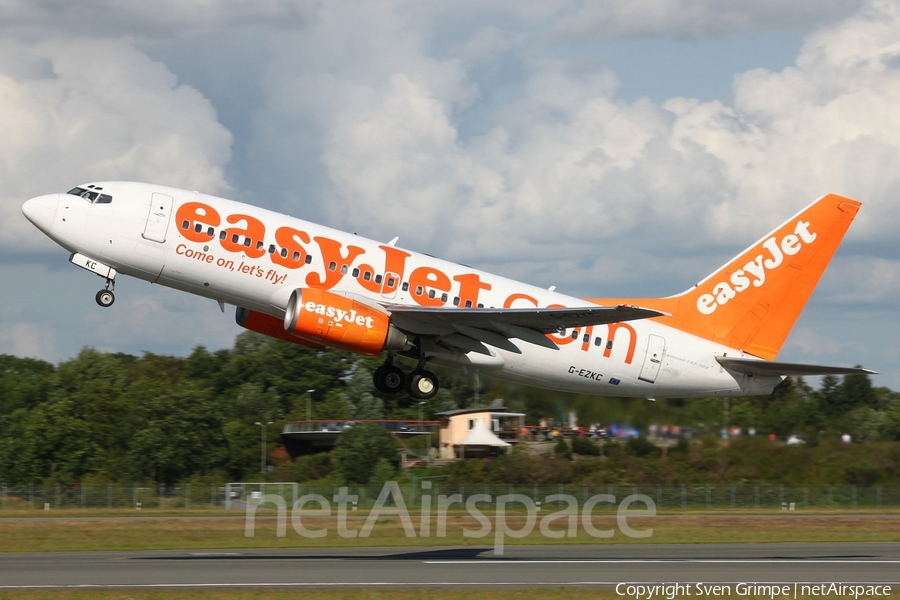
<box><xmin>284</xmin><ymin>288</ymin><xmax>410</xmax><ymax>356</ymax></box>
<box><xmin>235</xmin><ymin>306</ymin><xmax>326</xmax><ymax>349</ymax></box>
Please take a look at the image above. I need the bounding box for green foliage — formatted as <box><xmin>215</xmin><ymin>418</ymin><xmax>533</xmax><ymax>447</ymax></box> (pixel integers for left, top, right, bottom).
<box><xmin>0</xmin><ymin>337</ymin><xmax>896</xmax><ymax>488</ymax></box>
<box><xmin>368</xmin><ymin>457</ymin><xmax>397</xmax><ymax>486</ymax></box>
<box><xmin>554</xmin><ymin>437</ymin><xmax>571</xmax><ymax>459</ymax></box>
<box><xmin>333</xmin><ymin>423</ymin><xmax>399</xmax><ymax>484</ymax></box>
<box><xmin>625</xmin><ymin>436</ymin><xmax>662</xmax><ymax>457</ymax></box>
<box><xmin>571</xmin><ymin>435</ymin><xmax>600</xmax><ymax>456</ymax></box>
<box><xmin>670</xmin><ymin>437</ymin><xmax>690</xmax><ymax>454</ymax></box>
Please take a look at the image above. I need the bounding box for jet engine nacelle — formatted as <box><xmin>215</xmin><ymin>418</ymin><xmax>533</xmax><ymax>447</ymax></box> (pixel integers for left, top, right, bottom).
<box><xmin>235</xmin><ymin>306</ymin><xmax>326</xmax><ymax>349</ymax></box>
<box><xmin>284</xmin><ymin>288</ymin><xmax>410</xmax><ymax>355</ymax></box>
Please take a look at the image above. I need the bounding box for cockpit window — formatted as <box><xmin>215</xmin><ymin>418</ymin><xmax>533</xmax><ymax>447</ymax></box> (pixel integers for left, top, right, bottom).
<box><xmin>67</xmin><ymin>187</ymin><xmax>113</xmax><ymax>204</ymax></box>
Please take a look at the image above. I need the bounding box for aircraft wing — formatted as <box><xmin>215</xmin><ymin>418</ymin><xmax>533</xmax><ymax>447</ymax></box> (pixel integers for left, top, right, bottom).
<box><xmin>385</xmin><ymin>304</ymin><xmax>667</xmax><ymax>354</ymax></box>
<box><xmin>716</xmin><ymin>356</ymin><xmax>877</xmax><ymax>377</ymax></box>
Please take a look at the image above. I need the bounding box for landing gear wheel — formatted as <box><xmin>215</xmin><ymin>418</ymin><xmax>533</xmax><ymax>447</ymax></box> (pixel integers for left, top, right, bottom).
<box><xmin>95</xmin><ymin>289</ymin><xmax>115</xmax><ymax>307</ymax></box>
<box><xmin>373</xmin><ymin>365</ymin><xmax>406</xmax><ymax>394</ymax></box>
<box><xmin>407</xmin><ymin>370</ymin><xmax>439</xmax><ymax>400</ymax></box>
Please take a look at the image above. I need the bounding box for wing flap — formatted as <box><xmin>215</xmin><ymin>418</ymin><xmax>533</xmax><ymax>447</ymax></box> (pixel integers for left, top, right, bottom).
<box><xmin>386</xmin><ymin>304</ymin><xmax>665</xmax><ymax>333</ymax></box>
<box><xmin>385</xmin><ymin>304</ymin><xmax>665</xmax><ymax>353</ymax></box>
<box><xmin>716</xmin><ymin>356</ymin><xmax>877</xmax><ymax>377</ymax></box>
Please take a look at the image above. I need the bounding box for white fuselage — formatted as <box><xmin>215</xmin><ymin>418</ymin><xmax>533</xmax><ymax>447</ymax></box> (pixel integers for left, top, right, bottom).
<box><xmin>25</xmin><ymin>182</ymin><xmax>782</xmax><ymax>398</ymax></box>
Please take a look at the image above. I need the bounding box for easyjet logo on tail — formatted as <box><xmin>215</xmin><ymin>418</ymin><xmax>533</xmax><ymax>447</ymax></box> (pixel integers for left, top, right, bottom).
<box><xmin>696</xmin><ymin>220</ymin><xmax>817</xmax><ymax>315</ymax></box>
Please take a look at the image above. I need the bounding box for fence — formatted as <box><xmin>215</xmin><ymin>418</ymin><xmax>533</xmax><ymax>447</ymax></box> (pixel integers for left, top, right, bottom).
<box><xmin>1</xmin><ymin>484</ymin><xmax>900</xmax><ymax>511</ymax></box>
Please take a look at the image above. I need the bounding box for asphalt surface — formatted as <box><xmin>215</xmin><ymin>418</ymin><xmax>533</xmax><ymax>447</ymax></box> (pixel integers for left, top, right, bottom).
<box><xmin>2</xmin><ymin>543</ymin><xmax>900</xmax><ymax>589</ymax></box>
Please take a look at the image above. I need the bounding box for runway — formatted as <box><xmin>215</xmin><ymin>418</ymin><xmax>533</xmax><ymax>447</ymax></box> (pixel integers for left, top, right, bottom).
<box><xmin>2</xmin><ymin>543</ymin><xmax>900</xmax><ymax>589</ymax></box>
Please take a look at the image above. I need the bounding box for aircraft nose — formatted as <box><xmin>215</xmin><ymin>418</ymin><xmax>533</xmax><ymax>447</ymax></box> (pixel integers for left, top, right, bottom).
<box><xmin>22</xmin><ymin>193</ymin><xmax>59</xmax><ymax>235</ymax></box>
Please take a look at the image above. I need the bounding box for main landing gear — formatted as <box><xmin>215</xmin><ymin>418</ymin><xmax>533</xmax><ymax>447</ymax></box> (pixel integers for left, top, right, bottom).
<box><xmin>373</xmin><ymin>355</ymin><xmax>440</xmax><ymax>400</ymax></box>
<box><xmin>95</xmin><ymin>277</ymin><xmax>116</xmax><ymax>308</ymax></box>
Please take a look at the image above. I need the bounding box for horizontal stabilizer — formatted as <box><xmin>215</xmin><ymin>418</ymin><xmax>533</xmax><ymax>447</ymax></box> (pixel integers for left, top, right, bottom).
<box><xmin>716</xmin><ymin>356</ymin><xmax>877</xmax><ymax>377</ymax></box>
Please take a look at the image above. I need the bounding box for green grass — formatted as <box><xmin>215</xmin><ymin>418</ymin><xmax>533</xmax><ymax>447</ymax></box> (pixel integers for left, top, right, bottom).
<box><xmin>2</xmin><ymin>510</ymin><xmax>900</xmax><ymax>552</ymax></box>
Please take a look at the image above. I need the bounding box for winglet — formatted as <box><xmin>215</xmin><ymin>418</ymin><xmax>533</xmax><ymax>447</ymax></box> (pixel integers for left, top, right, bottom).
<box><xmin>590</xmin><ymin>194</ymin><xmax>861</xmax><ymax>360</ymax></box>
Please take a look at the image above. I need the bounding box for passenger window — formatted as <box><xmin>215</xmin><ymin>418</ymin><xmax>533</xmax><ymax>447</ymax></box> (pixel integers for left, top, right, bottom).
<box><xmin>606</xmin><ymin>340</ymin><xmax>614</xmax><ymax>350</ymax></box>
<box><xmin>341</xmin><ymin>265</ymin><xmax>348</xmax><ymax>275</ymax></box>
<box><xmin>194</xmin><ymin>223</ymin><xmax>203</xmax><ymax>233</ymax></box>
<box><xmin>453</xmin><ymin>297</ymin><xmax>460</xmax><ymax>306</ymax></box>
<box><xmin>387</xmin><ymin>277</ymin><xmax>396</xmax><ymax>288</ymax></box>
<box><xmin>256</xmin><ymin>241</ymin><xmax>264</xmax><ymax>250</ymax></box>
<box><xmin>352</xmin><ymin>268</ymin><xmax>360</xmax><ymax>278</ymax></box>
<box><xmin>231</xmin><ymin>233</ymin><xmax>239</xmax><ymax>244</ymax></box>
<box><xmin>268</xmin><ymin>244</ymin><xmax>276</xmax><ymax>254</ymax></box>
<box><xmin>571</xmin><ymin>330</ymin><xmax>578</xmax><ymax>340</ymax></box>
<box><xmin>594</xmin><ymin>337</ymin><xmax>603</xmax><ymax>347</ymax></box>
<box><xmin>441</xmin><ymin>293</ymin><xmax>448</xmax><ymax>302</ymax></box>
<box><xmin>281</xmin><ymin>248</ymin><xmax>288</xmax><ymax>258</ymax></box>
<box><xmin>401</xmin><ymin>282</ymin><xmax>409</xmax><ymax>292</ymax></box>
<box><xmin>220</xmin><ymin>230</ymin><xmax>227</xmax><ymax>241</ymax></box>
<box><xmin>363</xmin><ymin>271</ymin><xmax>372</xmax><ymax>281</ymax></box>
<box><xmin>477</xmin><ymin>303</ymin><xmax>484</xmax><ymax>308</ymax></box>
<box><xmin>416</xmin><ymin>286</ymin><xmax>424</xmax><ymax>296</ymax></box>
<box><xmin>292</xmin><ymin>251</ymin><xmax>300</xmax><ymax>261</ymax></box>
<box><xmin>208</xmin><ymin>227</ymin><xmax>215</xmax><ymax>237</ymax></box>
<box><xmin>583</xmin><ymin>333</ymin><xmax>590</xmax><ymax>343</ymax></box>
<box><xmin>375</xmin><ymin>274</ymin><xmax>382</xmax><ymax>284</ymax></box>
<box><xmin>465</xmin><ymin>300</ymin><xmax>473</xmax><ymax>308</ymax></box>
<box><xmin>428</xmin><ymin>289</ymin><xmax>435</xmax><ymax>299</ymax></box>
<box><xmin>181</xmin><ymin>220</ymin><xmax>190</xmax><ymax>230</ymax></box>
<box><xmin>329</xmin><ymin>261</ymin><xmax>337</xmax><ymax>272</ymax></box>
<box><xmin>243</xmin><ymin>238</ymin><xmax>251</xmax><ymax>247</ymax></box>
<box><xmin>305</xmin><ymin>255</ymin><xmax>313</xmax><ymax>265</ymax></box>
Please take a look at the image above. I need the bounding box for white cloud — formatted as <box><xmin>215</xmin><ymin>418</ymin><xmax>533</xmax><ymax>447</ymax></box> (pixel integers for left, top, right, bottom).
<box><xmin>250</xmin><ymin>0</ymin><xmax>900</xmax><ymax>300</ymax></box>
<box><xmin>0</xmin><ymin>38</ymin><xmax>233</xmax><ymax>249</ymax></box>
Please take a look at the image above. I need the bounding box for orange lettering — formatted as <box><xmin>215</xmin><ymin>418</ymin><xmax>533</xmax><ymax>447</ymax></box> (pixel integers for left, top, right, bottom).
<box><xmin>356</xmin><ymin>245</ymin><xmax>411</xmax><ymax>294</ymax></box>
<box><xmin>175</xmin><ymin>202</ymin><xmax>220</xmax><ymax>243</ymax></box>
<box><xmin>605</xmin><ymin>322</ymin><xmax>637</xmax><ymax>364</ymax></box>
<box><xmin>221</xmin><ymin>214</ymin><xmax>266</xmax><ymax>258</ymax></box>
<box><xmin>306</xmin><ymin>237</ymin><xmax>365</xmax><ymax>289</ymax></box>
<box><xmin>408</xmin><ymin>266</ymin><xmax>452</xmax><ymax>307</ymax></box>
<box><xmin>271</xmin><ymin>226</ymin><xmax>311</xmax><ymax>270</ymax></box>
<box><xmin>454</xmin><ymin>273</ymin><xmax>492</xmax><ymax>308</ymax></box>
<box><xmin>503</xmin><ymin>293</ymin><xmax>538</xmax><ymax>308</ymax></box>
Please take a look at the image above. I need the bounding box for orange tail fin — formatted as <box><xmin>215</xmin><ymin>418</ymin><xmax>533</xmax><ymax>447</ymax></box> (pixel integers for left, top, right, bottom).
<box><xmin>590</xmin><ymin>194</ymin><xmax>861</xmax><ymax>360</ymax></box>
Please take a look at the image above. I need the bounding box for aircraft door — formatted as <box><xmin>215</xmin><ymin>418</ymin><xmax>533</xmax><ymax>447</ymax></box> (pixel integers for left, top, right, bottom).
<box><xmin>638</xmin><ymin>334</ymin><xmax>666</xmax><ymax>383</ymax></box>
<box><xmin>142</xmin><ymin>192</ymin><xmax>173</xmax><ymax>243</ymax></box>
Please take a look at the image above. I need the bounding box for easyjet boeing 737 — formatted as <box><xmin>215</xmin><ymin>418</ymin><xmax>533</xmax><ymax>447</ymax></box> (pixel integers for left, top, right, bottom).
<box><xmin>22</xmin><ymin>183</ymin><xmax>874</xmax><ymax>399</ymax></box>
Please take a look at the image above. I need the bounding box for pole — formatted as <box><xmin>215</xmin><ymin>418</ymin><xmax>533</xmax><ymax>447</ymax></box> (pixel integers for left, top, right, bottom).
<box><xmin>255</xmin><ymin>421</ymin><xmax>274</xmax><ymax>473</ymax></box>
<box><xmin>724</xmin><ymin>397</ymin><xmax>729</xmax><ymax>437</ymax></box>
<box><xmin>306</xmin><ymin>389</ymin><xmax>315</xmax><ymax>422</ymax></box>
<box><xmin>418</xmin><ymin>401</ymin><xmax>425</xmax><ymax>459</ymax></box>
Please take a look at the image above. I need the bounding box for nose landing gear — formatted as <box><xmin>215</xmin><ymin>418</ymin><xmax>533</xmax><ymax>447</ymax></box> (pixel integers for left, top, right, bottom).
<box><xmin>95</xmin><ymin>278</ymin><xmax>116</xmax><ymax>307</ymax></box>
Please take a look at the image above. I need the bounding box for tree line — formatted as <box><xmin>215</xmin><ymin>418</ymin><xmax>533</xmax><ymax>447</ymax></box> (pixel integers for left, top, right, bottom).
<box><xmin>0</xmin><ymin>331</ymin><xmax>897</xmax><ymax>487</ymax></box>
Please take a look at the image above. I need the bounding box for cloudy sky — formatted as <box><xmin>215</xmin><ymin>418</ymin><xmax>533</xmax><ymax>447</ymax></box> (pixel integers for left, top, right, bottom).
<box><xmin>2</xmin><ymin>0</ymin><xmax>899</xmax><ymax>389</ymax></box>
